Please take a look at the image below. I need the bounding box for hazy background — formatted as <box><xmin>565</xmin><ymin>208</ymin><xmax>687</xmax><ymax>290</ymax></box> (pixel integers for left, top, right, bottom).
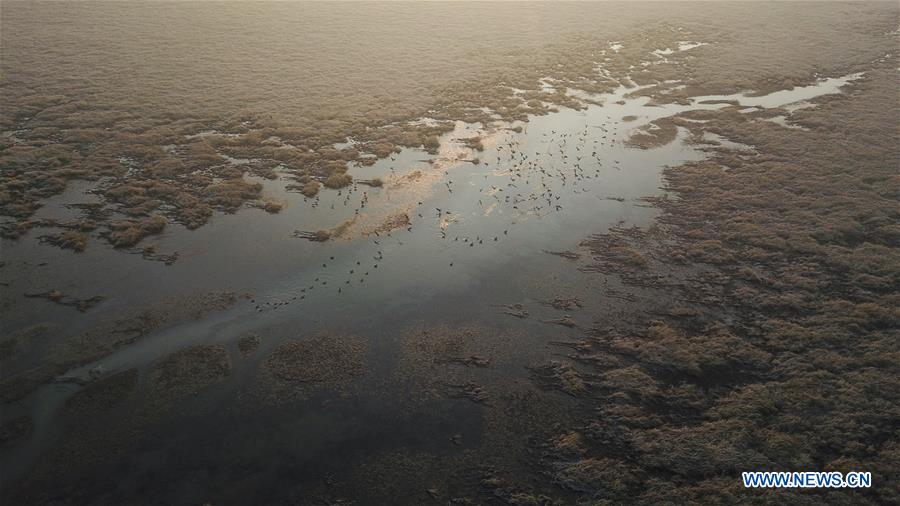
<box><xmin>3</xmin><ymin>1</ymin><xmax>896</xmax><ymax>127</ymax></box>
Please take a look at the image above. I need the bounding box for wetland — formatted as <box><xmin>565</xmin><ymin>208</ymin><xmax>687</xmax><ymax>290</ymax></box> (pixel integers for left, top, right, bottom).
<box><xmin>1</xmin><ymin>2</ymin><xmax>898</xmax><ymax>504</ymax></box>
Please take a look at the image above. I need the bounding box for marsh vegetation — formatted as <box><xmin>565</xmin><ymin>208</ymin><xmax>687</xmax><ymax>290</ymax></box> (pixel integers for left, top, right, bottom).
<box><xmin>1</xmin><ymin>1</ymin><xmax>898</xmax><ymax>504</ymax></box>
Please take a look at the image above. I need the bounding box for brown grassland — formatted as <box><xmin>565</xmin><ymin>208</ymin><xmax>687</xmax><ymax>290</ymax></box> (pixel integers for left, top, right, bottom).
<box><xmin>2</xmin><ymin>1</ymin><xmax>895</xmax><ymax>248</ymax></box>
<box><xmin>558</xmin><ymin>57</ymin><xmax>900</xmax><ymax>505</ymax></box>
<box><xmin>1</xmin><ymin>1</ymin><xmax>898</xmax><ymax>504</ymax></box>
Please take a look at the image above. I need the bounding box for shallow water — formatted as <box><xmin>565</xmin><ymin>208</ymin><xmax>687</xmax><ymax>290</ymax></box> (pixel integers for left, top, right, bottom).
<box><xmin>693</xmin><ymin>72</ymin><xmax>865</xmax><ymax>109</ymax></box>
<box><xmin>0</xmin><ymin>67</ymin><xmax>865</xmax><ymax>499</ymax></box>
<box><xmin>0</xmin><ymin>81</ymin><xmax>696</xmax><ymax>485</ymax></box>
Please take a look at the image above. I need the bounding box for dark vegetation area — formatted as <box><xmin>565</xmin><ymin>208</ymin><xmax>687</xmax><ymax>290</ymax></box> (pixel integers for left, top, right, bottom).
<box><xmin>0</xmin><ymin>292</ymin><xmax>240</xmax><ymax>405</ymax></box>
<box><xmin>536</xmin><ymin>58</ymin><xmax>899</xmax><ymax>505</ymax></box>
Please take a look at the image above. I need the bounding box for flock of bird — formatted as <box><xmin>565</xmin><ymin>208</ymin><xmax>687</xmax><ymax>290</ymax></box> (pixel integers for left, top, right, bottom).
<box><xmin>253</xmin><ymin>115</ymin><xmax>625</xmax><ymax>313</ymax></box>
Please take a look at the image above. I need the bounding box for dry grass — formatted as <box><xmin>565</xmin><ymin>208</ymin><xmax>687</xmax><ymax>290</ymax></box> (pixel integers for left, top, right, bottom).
<box><xmin>262</xmin><ymin>200</ymin><xmax>283</xmax><ymax>214</ymax></box>
<box><xmin>2</xmin><ymin>3</ymin><xmax>896</xmax><ymax>250</ymax></box>
<box><xmin>45</xmin><ymin>230</ymin><xmax>88</xmax><ymax>252</ymax></box>
<box><xmin>626</xmin><ymin>118</ymin><xmax>679</xmax><ymax>149</ymax></box>
<box><xmin>572</xmin><ymin>57</ymin><xmax>900</xmax><ymax>504</ymax></box>
<box><xmin>106</xmin><ymin>215</ymin><xmax>166</xmax><ymax>248</ymax></box>
<box><xmin>298</xmin><ymin>179</ymin><xmax>320</xmax><ymax>197</ymax></box>
<box><xmin>323</xmin><ymin>172</ymin><xmax>352</xmax><ymax>189</ymax></box>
